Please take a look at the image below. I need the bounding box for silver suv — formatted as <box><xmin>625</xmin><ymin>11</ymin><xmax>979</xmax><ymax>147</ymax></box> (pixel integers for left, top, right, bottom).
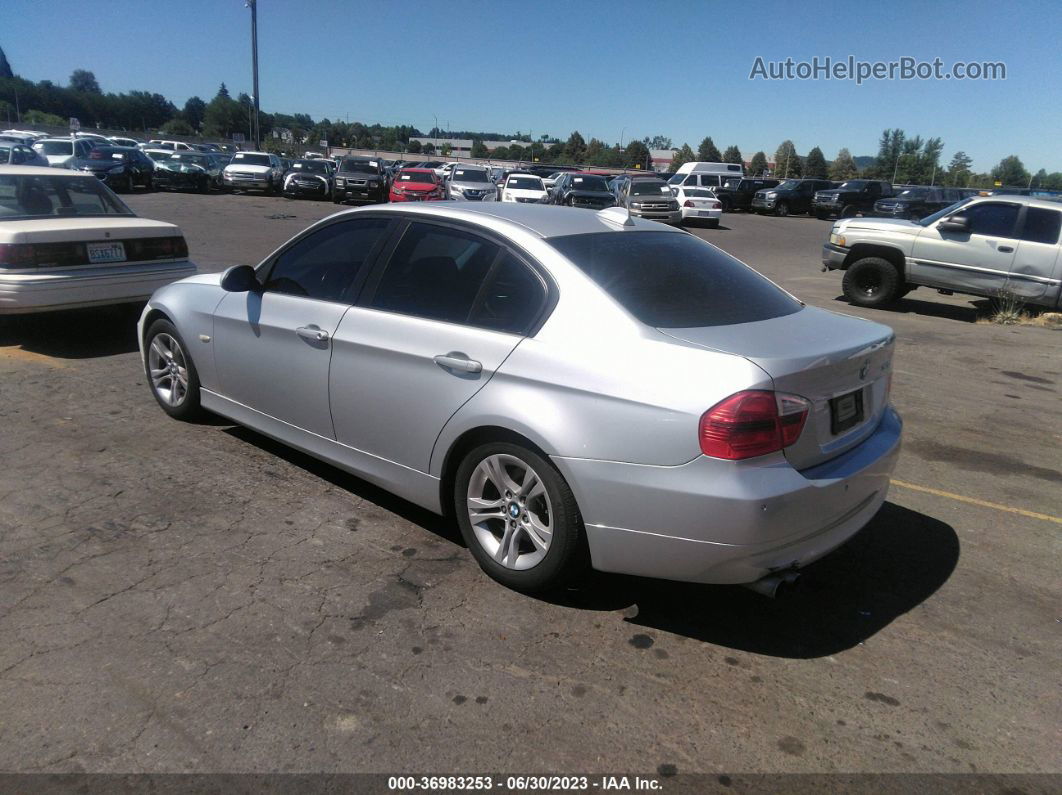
<box><xmin>822</xmin><ymin>194</ymin><xmax>1062</xmax><ymax>308</ymax></box>
<box><xmin>446</xmin><ymin>165</ymin><xmax>498</xmax><ymax>202</ymax></box>
<box><xmin>617</xmin><ymin>177</ymin><xmax>681</xmax><ymax>224</ymax></box>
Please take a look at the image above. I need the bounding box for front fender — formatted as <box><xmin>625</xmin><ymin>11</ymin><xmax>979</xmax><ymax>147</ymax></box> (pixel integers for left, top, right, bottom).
<box><xmin>138</xmin><ymin>277</ymin><xmax>227</xmax><ymax>390</ymax></box>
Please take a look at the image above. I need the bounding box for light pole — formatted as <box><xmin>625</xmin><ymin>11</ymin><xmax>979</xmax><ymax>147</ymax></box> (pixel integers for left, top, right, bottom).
<box><xmin>246</xmin><ymin>0</ymin><xmax>261</xmax><ymax>150</ymax></box>
<box><xmin>433</xmin><ymin>113</ymin><xmax>438</xmax><ymax>154</ymax></box>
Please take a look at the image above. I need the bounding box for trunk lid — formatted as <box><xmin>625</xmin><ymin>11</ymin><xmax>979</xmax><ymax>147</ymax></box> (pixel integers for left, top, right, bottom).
<box><xmin>659</xmin><ymin>306</ymin><xmax>895</xmax><ymax>470</ymax></box>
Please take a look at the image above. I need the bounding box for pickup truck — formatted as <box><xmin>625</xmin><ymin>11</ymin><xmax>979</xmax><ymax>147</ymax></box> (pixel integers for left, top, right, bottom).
<box><xmin>715</xmin><ymin>178</ymin><xmax>780</xmax><ymax>212</ymax></box>
<box><xmin>752</xmin><ymin>178</ymin><xmax>833</xmax><ymax>216</ymax></box>
<box><xmin>821</xmin><ymin>195</ymin><xmax>1062</xmax><ymax>309</ymax></box>
<box><xmin>813</xmin><ymin>180</ymin><xmax>893</xmax><ymax>219</ymax></box>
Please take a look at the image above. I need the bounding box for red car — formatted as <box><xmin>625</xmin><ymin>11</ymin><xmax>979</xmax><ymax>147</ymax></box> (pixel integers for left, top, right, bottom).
<box><xmin>389</xmin><ymin>168</ymin><xmax>445</xmax><ymax>202</ymax></box>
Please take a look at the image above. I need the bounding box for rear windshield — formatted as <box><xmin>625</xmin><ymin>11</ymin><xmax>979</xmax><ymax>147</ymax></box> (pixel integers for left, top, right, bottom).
<box><xmin>397</xmin><ymin>171</ymin><xmax>436</xmax><ymax>183</ymax></box>
<box><xmin>548</xmin><ymin>231</ymin><xmax>802</xmax><ymax>328</ymax></box>
<box><xmin>0</xmin><ymin>174</ymin><xmax>134</xmax><ymax>220</ymax></box>
<box><xmin>233</xmin><ymin>153</ymin><xmax>271</xmax><ymax>166</ymax></box>
<box><xmin>37</xmin><ymin>140</ymin><xmax>74</xmax><ymax>155</ymax></box>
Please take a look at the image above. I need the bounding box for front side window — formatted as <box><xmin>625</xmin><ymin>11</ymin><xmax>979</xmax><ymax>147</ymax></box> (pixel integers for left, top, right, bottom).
<box><xmin>371</xmin><ymin>223</ymin><xmax>499</xmax><ymax>324</ymax></box>
<box><xmin>961</xmin><ymin>202</ymin><xmax>1020</xmax><ymax>237</ymax></box>
<box><xmin>1019</xmin><ymin>207</ymin><xmax>1062</xmax><ymax>245</ymax></box>
<box><xmin>264</xmin><ymin>218</ymin><xmax>391</xmax><ymax>302</ymax></box>
<box><xmin>548</xmin><ymin>231</ymin><xmax>802</xmax><ymax>328</ymax></box>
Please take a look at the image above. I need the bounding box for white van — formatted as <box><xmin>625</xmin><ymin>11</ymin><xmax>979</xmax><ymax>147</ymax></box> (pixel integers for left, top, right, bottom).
<box><xmin>668</xmin><ymin>161</ymin><xmax>744</xmax><ymax>189</ymax></box>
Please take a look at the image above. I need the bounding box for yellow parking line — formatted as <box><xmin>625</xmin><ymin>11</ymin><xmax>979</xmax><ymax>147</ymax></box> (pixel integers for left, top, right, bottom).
<box><xmin>891</xmin><ymin>479</ymin><xmax>1061</xmax><ymax>525</ymax></box>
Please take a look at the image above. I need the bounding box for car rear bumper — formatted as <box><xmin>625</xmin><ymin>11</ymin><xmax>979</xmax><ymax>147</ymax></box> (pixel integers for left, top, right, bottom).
<box><xmin>681</xmin><ymin>207</ymin><xmax>722</xmax><ymax>221</ymax></box>
<box><xmin>822</xmin><ymin>242</ymin><xmax>850</xmax><ymax>270</ymax></box>
<box><xmin>552</xmin><ymin>407</ymin><xmax>902</xmax><ymax>585</ymax></box>
<box><xmin>0</xmin><ymin>261</ymin><xmax>198</xmax><ymax>314</ymax></box>
<box><xmin>630</xmin><ymin>208</ymin><xmax>682</xmax><ymax>224</ymax></box>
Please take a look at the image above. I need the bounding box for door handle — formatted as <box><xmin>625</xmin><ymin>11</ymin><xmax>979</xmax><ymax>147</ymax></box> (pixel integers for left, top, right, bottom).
<box><xmin>296</xmin><ymin>325</ymin><xmax>329</xmax><ymax>342</ymax></box>
<box><xmin>997</xmin><ymin>245</ymin><xmax>1014</xmax><ymax>253</ymax></box>
<box><xmin>433</xmin><ymin>354</ymin><xmax>482</xmax><ymax>374</ymax></box>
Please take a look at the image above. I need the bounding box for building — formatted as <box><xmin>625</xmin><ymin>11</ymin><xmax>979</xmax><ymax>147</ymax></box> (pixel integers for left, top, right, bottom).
<box><xmin>408</xmin><ymin>137</ymin><xmax>472</xmax><ymax>157</ymax></box>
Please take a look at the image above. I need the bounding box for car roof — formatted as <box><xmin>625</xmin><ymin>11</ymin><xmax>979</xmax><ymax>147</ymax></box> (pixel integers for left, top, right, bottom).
<box><xmin>347</xmin><ymin>202</ymin><xmax>686</xmax><ymax>239</ymax></box>
<box><xmin>0</xmin><ymin>164</ymin><xmax>95</xmax><ymax>177</ymax></box>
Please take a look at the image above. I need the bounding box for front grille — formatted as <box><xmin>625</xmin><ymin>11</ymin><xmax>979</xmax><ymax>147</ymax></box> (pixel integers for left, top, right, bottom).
<box><xmin>640</xmin><ymin>202</ymin><xmax>669</xmax><ymax>210</ymax></box>
<box><xmin>229</xmin><ymin>171</ymin><xmax>261</xmax><ymax>180</ymax></box>
<box><xmin>515</xmin><ymin>197</ymin><xmax>540</xmax><ymax>203</ymax></box>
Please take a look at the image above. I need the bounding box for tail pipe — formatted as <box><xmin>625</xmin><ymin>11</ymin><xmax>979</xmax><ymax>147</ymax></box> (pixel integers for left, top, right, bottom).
<box><xmin>742</xmin><ymin>570</ymin><xmax>801</xmax><ymax>598</ymax></box>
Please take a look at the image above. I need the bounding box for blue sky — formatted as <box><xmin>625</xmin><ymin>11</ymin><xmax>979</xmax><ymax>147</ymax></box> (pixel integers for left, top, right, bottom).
<box><xmin>3</xmin><ymin>0</ymin><xmax>1058</xmax><ymax>172</ymax></box>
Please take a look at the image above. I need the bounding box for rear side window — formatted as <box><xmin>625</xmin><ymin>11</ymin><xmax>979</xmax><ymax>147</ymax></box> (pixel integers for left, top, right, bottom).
<box><xmin>265</xmin><ymin>218</ymin><xmax>391</xmax><ymax>302</ymax></box>
<box><xmin>1019</xmin><ymin>207</ymin><xmax>1062</xmax><ymax>245</ymax></box>
<box><xmin>468</xmin><ymin>252</ymin><xmax>547</xmax><ymax>334</ymax></box>
<box><xmin>548</xmin><ymin>231</ymin><xmax>802</xmax><ymax>328</ymax></box>
<box><xmin>371</xmin><ymin>222</ymin><xmax>499</xmax><ymax>324</ymax></box>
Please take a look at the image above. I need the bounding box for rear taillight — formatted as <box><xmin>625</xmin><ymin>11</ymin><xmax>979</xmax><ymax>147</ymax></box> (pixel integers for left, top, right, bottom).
<box><xmin>683</xmin><ymin>199</ymin><xmax>695</xmax><ymax>207</ymax></box>
<box><xmin>0</xmin><ymin>243</ymin><xmax>36</xmax><ymax>268</ymax></box>
<box><xmin>127</xmin><ymin>236</ymin><xmax>188</xmax><ymax>260</ymax></box>
<box><xmin>699</xmin><ymin>390</ymin><xmax>810</xmax><ymax>460</ymax></box>
<box><xmin>710</xmin><ymin>201</ymin><xmax>721</xmax><ymax>209</ymax></box>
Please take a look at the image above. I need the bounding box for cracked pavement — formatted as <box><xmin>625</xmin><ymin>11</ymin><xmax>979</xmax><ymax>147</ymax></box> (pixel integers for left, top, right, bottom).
<box><xmin>0</xmin><ymin>193</ymin><xmax>1059</xmax><ymax>775</ymax></box>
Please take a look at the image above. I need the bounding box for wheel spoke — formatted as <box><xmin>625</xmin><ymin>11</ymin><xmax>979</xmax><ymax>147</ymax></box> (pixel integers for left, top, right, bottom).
<box><xmin>150</xmin><ymin>337</ymin><xmax>169</xmax><ymax>361</ymax></box>
<box><xmin>525</xmin><ymin>515</ymin><xmax>551</xmax><ymax>551</ymax></box>
<box><xmin>467</xmin><ymin>496</ymin><xmax>504</xmax><ymax>525</ymax></box>
<box><xmin>494</xmin><ymin>523</ymin><xmax>516</xmax><ymax>563</ymax></box>
<box><xmin>481</xmin><ymin>455</ymin><xmax>518</xmax><ymax>495</ymax></box>
<box><xmin>149</xmin><ymin>366</ymin><xmax>167</xmax><ymax>382</ymax></box>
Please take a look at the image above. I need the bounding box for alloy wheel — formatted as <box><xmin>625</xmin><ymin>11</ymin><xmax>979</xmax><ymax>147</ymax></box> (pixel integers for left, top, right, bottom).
<box><xmin>148</xmin><ymin>333</ymin><xmax>189</xmax><ymax>408</ymax></box>
<box><xmin>466</xmin><ymin>454</ymin><xmax>553</xmax><ymax>570</ymax></box>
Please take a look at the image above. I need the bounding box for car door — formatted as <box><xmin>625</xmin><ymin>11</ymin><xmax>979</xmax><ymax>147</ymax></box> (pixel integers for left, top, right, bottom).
<box><xmin>211</xmin><ymin>216</ymin><xmax>394</xmax><ymax>438</ymax></box>
<box><xmin>329</xmin><ymin>220</ymin><xmax>550</xmax><ymax>472</ymax></box>
<box><xmin>909</xmin><ymin>201</ymin><xmax>1020</xmax><ymax>294</ymax></box>
<box><xmin>1007</xmin><ymin>205</ymin><xmax>1062</xmax><ymax>301</ymax></box>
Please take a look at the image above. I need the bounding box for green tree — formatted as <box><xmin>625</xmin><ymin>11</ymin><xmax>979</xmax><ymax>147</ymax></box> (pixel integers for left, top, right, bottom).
<box><xmin>829</xmin><ymin>148</ymin><xmax>858</xmax><ymax>180</ymax></box>
<box><xmin>645</xmin><ymin>134</ymin><xmax>672</xmax><ymax>150</ymax></box>
<box><xmin>871</xmin><ymin>129</ymin><xmax>905</xmax><ymax>179</ymax></box>
<box><xmin>564</xmin><ymin>130</ymin><xmax>586</xmax><ymax>163</ymax></box>
<box><xmin>202</xmin><ymin>87</ymin><xmax>244</xmax><ymax>139</ymax></box>
<box><xmin>722</xmin><ymin>145</ymin><xmax>743</xmax><ymax>165</ymax></box>
<box><xmin>697</xmin><ymin>136</ymin><xmax>721</xmax><ymax>162</ymax></box>
<box><xmin>671</xmin><ymin>143</ymin><xmax>696</xmax><ymax>170</ymax></box>
<box><xmin>216</xmin><ymin>82</ymin><xmax>230</xmax><ymax>99</ymax></box>
<box><xmin>69</xmin><ymin>69</ymin><xmax>101</xmax><ymax>94</ymax></box>
<box><xmin>0</xmin><ymin>47</ymin><xmax>12</xmax><ymax>79</ymax></box>
<box><xmin>491</xmin><ymin>146</ymin><xmax>509</xmax><ymax>160</ymax></box>
<box><xmin>945</xmin><ymin>151</ymin><xmax>973</xmax><ymax>187</ymax></box>
<box><xmin>471</xmin><ymin>139</ymin><xmax>488</xmax><ymax>158</ymax></box>
<box><xmin>1043</xmin><ymin>172</ymin><xmax>1062</xmax><ymax>190</ymax></box>
<box><xmin>23</xmin><ymin>109</ymin><xmax>65</xmax><ymax>125</ymax></box>
<box><xmin>406</xmin><ymin>139</ymin><xmax>422</xmax><ymax>154</ymax></box>
<box><xmin>773</xmin><ymin>140</ymin><xmax>801</xmax><ymax>177</ymax></box>
<box><xmin>749</xmin><ymin>151</ymin><xmax>769</xmax><ymax>176</ymax></box>
<box><xmin>1031</xmin><ymin>168</ymin><xmax>1048</xmax><ymax>189</ymax></box>
<box><xmin>625</xmin><ymin>140</ymin><xmax>651</xmax><ymax>169</ymax></box>
<box><xmin>159</xmin><ymin>118</ymin><xmax>194</xmax><ymax>135</ymax></box>
<box><xmin>803</xmin><ymin>146</ymin><xmax>828</xmax><ymax>179</ymax></box>
<box><xmin>422</xmin><ymin>142</ymin><xmax>435</xmax><ymax>155</ymax></box>
<box><xmin>992</xmin><ymin>155</ymin><xmax>1030</xmax><ymax>187</ymax></box>
<box><xmin>585</xmin><ymin>137</ymin><xmax>605</xmax><ymax>163</ymax></box>
<box><xmin>181</xmin><ymin>96</ymin><xmax>206</xmax><ymax>131</ymax></box>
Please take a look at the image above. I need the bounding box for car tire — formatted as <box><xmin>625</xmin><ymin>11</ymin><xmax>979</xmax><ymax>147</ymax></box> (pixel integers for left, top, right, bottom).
<box><xmin>774</xmin><ymin>201</ymin><xmax>790</xmax><ymax>217</ymax></box>
<box><xmin>842</xmin><ymin>257</ymin><xmax>901</xmax><ymax>307</ymax></box>
<box><xmin>144</xmin><ymin>319</ymin><xmax>203</xmax><ymax>421</ymax></box>
<box><xmin>333</xmin><ymin>195</ymin><xmax>344</xmax><ymax>204</ymax></box>
<box><xmin>145</xmin><ymin>175</ymin><xmax>154</xmax><ymax>192</ymax></box>
<box><xmin>454</xmin><ymin>442</ymin><xmax>588</xmax><ymax>594</ymax></box>
<box><xmin>719</xmin><ymin>197</ymin><xmax>730</xmax><ymax>212</ymax></box>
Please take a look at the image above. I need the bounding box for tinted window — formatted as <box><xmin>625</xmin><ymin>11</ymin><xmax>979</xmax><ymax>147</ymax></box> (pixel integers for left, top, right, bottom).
<box><xmin>0</xmin><ymin>174</ymin><xmax>133</xmax><ymax>220</ymax></box>
<box><xmin>467</xmin><ymin>252</ymin><xmax>547</xmax><ymax>334</ymax></box>
<box><xmin>265</xmin><ymin>218</ymin><xmax>391</xmax><ymax>302</ymax></box>
<box><xmin>549</xmin><ymin>231</ymin><xmax>802</xmax><ymax>328</ymax></box>
<box><xmin>1019</xmin><ymin>207</ymin><xmax>1062</xmax><ymax>245</ymax></box>
<box><xmin>962</xmin><ymin>203</ymin><xmax>1019</xmax><ymax>237</ymax></box>
<box><xmin>371</xmin><ymin>223</ymin><xmax>499</xmax><ymax>324</ymax></box>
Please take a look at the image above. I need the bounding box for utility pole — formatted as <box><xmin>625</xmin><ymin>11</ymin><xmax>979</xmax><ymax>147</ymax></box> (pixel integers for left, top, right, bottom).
<box><xmin>247</xmin><ymin>0</ymin><xmax>261</xmax><ymax>150</ymax></box>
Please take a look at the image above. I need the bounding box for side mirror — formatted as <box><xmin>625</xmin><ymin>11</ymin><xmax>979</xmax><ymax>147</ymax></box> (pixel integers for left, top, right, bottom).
<box><xmin>938</xmin><ymin>215</ymin><xmax>969</xmax><ymax>233</ymax></box>
<box><xmin>220</xmin><ymin>264</ymin><xmax>260</xmax><ymax>293</ymax></box>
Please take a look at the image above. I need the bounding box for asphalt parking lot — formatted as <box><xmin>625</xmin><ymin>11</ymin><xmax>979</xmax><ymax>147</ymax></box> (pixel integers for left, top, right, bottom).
<box><xmin>1</xmin><ymin>193</ymin><xmax>1059</xmax><ymax>776</ymax></box>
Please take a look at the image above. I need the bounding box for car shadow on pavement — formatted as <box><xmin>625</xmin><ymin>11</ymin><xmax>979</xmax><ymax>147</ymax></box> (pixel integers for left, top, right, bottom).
<box><xmin>832</xmin><ymin>294</ymin><xmax>987</xmax><ymax>323</ymax></box>
<box><xmin>548</xmin><ymin>502</ymin><xmax>959</xmax><ymax>659</ymax></box>
<box><xmin>222</xmin><ymin>426</ymin><xmax>465</xmax><ymax>547</ymax></box>
<box><xmin>0</xmin><ymin>304</ymin><xmax>142</xmax><ymax>358</ymax></box>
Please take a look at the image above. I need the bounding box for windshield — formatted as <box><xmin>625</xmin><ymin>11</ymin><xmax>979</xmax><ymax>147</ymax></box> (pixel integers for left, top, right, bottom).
<box><xmin>773</xmin><ymin>180</ymin><xmax>801</xmax><ymax>191</ymax></box>
<box><xmin>232</xmin><ymin>153</ymin><xmax>271</xmax><ymax>166</ymax></box>
<box><xmin>174</xmin><ymin>154</ymin><xmax>210</xmax><ymax>165</ymax></box>
<box><xmin>917</xmin><ymin>197</ymin><xmax>974</xmax><ymax>227</ymax></box>
<box><xmin>452</xmin><ymin>168</ymin><xmax>489</xmax><ymax>182</ymax></box>
<box><xmin>837</xmin><ymin>180</ymin><xmax>869</xmax><ymax>190</ymax></box>
<box><xmin>292</xmin><ymin>160</ymin><xmax>330</xmax><ymax>174</ymax></box>
<box><xmin>630</xmin><ymin>181</ymin><xmax>670</xmax><ymax>196</ymax></box>
<box><xmin>506</xmin><ymin>176</ymin><xmax>544</xmax><ymax>191</ymax></box>
<box><xmin>340</xmin><ymin>159</ymin><xmax>379</xmax><ymax>174</ymax></box>
<box><xmin>397</xmin><ymin>171</ymin><xmax>436</xmax><ymax>183</ymax></box>
<box><xmin>37</xmin><ymin>140</ymin><xmax>74</xmax><ymax>156</ymax></box>
<box><xmin>896</xmin><ymin>188</ymin><xmax>929</xmax><ymax>199</ymax></box>
<box><xmin>570</xmin><ymin>176</ymin><xmax>609</xmax><ymax>191</ymax></box>
<box><xmin>667</xmin><ymin>174</ymin><xmax>684</xmax><ymax>185</ymax></box>
<box><xmin>0</xmin><ymin>173</ymin><xmax>134</xmax><ymax>220</ymax></box>
<box><xmin>549</xmin><ymin>231</ymin><xmax>802</xmax><ymax>327</ymax></box>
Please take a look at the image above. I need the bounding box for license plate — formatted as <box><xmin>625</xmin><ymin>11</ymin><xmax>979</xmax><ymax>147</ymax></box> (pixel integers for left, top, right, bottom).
<box><xmin>830</xmin><ymin>389</ymin><xmax>864</xmax><ymax>434</ymax></box>
<box><xmin>87</xmin><ymin>241</ymin><xmax>126</xmax><ymax>264</ymax></box>
<box><xmin>698</xmin><ymin>210</ymin><xmax>710</xmax><ymax>216</ymax></box>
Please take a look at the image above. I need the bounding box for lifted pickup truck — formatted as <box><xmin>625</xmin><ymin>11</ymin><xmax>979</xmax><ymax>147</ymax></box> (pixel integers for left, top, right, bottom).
<box><xmin>813</xmin><ymin>179</ymin><xmax>893</xmax><ymax>219</ymax></box>
<box><xmin>822</xmin><ymin>195</ymin><xmax>1062</xmax><ymax>309</ymax></box>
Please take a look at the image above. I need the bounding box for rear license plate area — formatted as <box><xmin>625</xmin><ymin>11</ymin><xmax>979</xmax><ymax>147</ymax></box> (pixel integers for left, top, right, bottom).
<box><xmin>830</xmin><ymin>388</ymin><xmax>864</xmax><ymax>434</ymax></box>
<box><xmin>87</xmin><ymin>241</ymin><xmax>127</xmax><ymax>264</ymax></box>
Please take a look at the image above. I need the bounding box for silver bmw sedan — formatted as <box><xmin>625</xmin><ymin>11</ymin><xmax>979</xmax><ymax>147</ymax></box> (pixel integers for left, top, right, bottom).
<box><xmin>139</xmin><ymin>203</ymin><xmax>902</xmax><ymax>594</ymax></box>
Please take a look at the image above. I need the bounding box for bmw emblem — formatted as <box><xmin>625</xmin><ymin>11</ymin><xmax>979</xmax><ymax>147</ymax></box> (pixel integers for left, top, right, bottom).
<box><xmin>508</xmin><ymin>503</ymin><xmax>521</xmax><ymax>518</ymax></box>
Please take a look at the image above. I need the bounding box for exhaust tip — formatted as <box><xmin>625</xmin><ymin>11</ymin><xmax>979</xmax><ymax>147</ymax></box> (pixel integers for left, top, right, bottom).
<box><xmin>743</xmin><ymin>571</ymin><xmax>801</xmax><ymax>599</ymax></box>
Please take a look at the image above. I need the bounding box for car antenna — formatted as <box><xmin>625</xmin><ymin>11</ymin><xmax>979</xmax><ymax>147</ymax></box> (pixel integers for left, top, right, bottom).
<box><xmin>597</xmin><ymin>206</ymin><xmax>634</xmax><ymax>228</ymax></box>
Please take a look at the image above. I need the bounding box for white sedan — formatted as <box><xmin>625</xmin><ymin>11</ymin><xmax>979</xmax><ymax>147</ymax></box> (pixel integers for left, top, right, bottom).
<box><xmin>501</xmin><ymin>173</ymin><xmax>548</xmax><ymax>204</ymax></box>
<box><xmin>674</xmin><ymin>186</ymin><xmax>722</xmax><ymax>227</ymax></box>
<box><xmin>0</xmin><ymin>166</ymin><xmax>196</xmax><ymax>314</ymax></box>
